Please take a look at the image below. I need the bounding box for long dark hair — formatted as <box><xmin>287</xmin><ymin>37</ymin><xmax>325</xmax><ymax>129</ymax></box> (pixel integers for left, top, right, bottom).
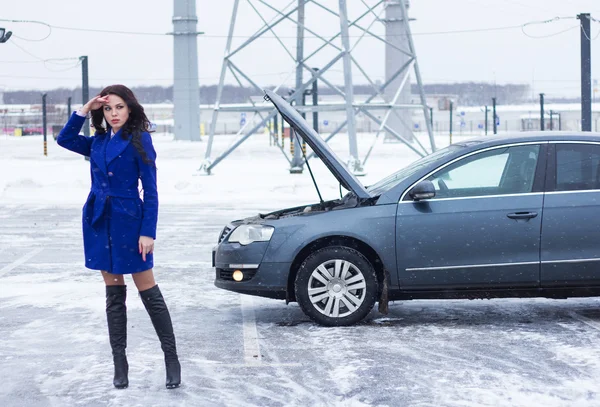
<box><xmin>90</xmin><ymin>84</ymin><xmax>154</xmax><ymax>165</ymax></box>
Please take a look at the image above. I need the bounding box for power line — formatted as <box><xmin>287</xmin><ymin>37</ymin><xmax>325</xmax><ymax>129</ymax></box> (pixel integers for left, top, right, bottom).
<box><xmin>520</xmin><ymin>16</ymin><xmax>581</xmax><ymax>38</ymax></box>
<box><xmin>0</xmin><ymin>15</ymin><xmax>590</xmax><ymax>40</ymax></box>
<box><xmin>522</xmin><ymin>24</ymin><xmax>579</xmax><ymax>39</ymax></box>
<box><xmin>0</xmin><ymin>18</ymin><xmax>164</xmax><ymax>38</ymax></box>
<box><xmin>581</xmin><ymin>15</ymin><xmax>600</xmax><ymax>41</ymax></box>
<box><xmin>8</xmin><ymin>39</ymin><xmax>44</xmax><ymax>61</ymax></box>
<box><xmin>8</xmin><ymin>39</ymin><xmax>81</xmax><ymax>72</ymax></box>
<box><xmin>1</xmin><ymin>13</ymin><xmax>595</xmax><ymax>88</ymax></box>
<box><xmin>51</xmin><ymin>24</ymin><xmax>166</xmax><ymax>36</ymax></box>
<box><xmin>0</xmin><ymin>71</ymin><xmax>299</xmax><ymax>81</ymax></box>
<box><xmin>0</xmin><ymin>18</ymin><xmax>52</xmax><ymax>41</ymax></box>
<box><xmin>0</xmin><ymin>60</ymin><xmax>47</xmax><ymax>64</ymax></box>
<box><xmin>8</xmin><ymin>39</ymin><xmax>77</xmax><ymax>63</ymax></box>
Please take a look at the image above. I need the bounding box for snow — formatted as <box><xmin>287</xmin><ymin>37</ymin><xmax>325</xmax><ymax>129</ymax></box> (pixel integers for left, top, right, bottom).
<box><xmin>2</xmin><ymin>130</ymin><xmax>600</xmax><ymax>406</ymax></box>
<box><xmin>0</xmin><ymin>129</ymin><xmax>434</xmax><ymax>209</ymax></box>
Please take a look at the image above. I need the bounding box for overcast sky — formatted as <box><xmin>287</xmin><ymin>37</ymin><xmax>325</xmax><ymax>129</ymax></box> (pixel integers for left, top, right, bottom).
<box><xmin>0</xmin><ymin>0</ymin><xmax>598</xmax><ymax>100</ymax></box>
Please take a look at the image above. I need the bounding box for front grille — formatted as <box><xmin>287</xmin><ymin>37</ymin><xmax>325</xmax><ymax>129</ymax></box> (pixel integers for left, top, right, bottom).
<box><xmin>217</xmin><ymin>268</ymin><xmax>257</xmax><ymax>282</ymax></box>
<box><xmin>218</xmin><ymin>224</ymin><xmax>233</xmax><ymax>243</ymax></box>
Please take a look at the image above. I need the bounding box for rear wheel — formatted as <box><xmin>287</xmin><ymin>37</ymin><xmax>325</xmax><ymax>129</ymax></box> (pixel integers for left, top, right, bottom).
<box><xmin>294</xmin><ymin>246</ymin><xmax>378</xmax><ymax>326</ymax></box>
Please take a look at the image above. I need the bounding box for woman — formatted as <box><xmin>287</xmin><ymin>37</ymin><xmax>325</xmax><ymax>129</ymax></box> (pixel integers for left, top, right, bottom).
<box><xmin>57</xmin><ymin>85</ymin><xmax>181</xmax><ymax>390</ymax></box>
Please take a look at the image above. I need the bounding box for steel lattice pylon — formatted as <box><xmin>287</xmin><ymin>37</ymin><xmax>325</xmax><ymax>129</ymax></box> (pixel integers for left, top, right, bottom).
<box><xmin>199</xmin><ymin>0</ymin><xmax>435</xmax><ymax>175</ymax></box>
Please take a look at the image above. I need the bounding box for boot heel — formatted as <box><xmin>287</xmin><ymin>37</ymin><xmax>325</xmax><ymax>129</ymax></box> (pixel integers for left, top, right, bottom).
<box><xmin>165</xmin><ymin>359</ymin><xmax>181</xmax><ymax>389</ymax></box>
<box><xmin>113</xmin><ymin>354</ymin><xmax>129</xmax><ymax>389</ymax></box>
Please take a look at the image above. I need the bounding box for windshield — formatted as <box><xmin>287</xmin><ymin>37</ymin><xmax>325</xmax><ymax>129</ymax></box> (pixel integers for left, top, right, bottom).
<box><xmin>367</xmin><ymin>144</ymin><xmax>465</xmax><ymax>196</ymax></box>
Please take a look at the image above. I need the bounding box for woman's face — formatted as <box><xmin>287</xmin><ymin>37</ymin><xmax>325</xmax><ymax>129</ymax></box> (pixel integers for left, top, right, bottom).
<box><xmin>103</xmin><ymin>94</ymin><xmax>130</xmax><ymax>133</ymax></box>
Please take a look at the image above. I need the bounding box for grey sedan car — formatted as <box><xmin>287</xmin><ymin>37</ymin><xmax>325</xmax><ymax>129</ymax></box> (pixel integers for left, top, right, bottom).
<box><xmin>213</xmin><ymin>89</ymin><xmax>600</xmax><ymax>326</ymax></box>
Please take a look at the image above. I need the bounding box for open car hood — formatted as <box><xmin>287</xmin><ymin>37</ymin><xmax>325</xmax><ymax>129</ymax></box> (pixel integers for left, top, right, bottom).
<box><xmin>264</xmin><ymin>89</ymin><xmax>373</xmax><ymax>200</ymax></box>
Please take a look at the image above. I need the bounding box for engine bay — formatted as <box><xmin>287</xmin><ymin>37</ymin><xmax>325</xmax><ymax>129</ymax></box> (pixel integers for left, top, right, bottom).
<box><xmin>260</xmin><ymin>192</ymin><xmax>366</xmax><ymax>220</ymax></box>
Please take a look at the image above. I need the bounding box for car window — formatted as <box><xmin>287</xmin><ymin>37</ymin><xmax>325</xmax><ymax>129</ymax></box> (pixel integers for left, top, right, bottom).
<box><xmin>555</xmin><ymin>143</ymin><xmax>600</xmax><ymax>191</ymax></box>
<box><xmin>367</xmin><ymin>144</ymin><xmax>466</xmax><ymax>196</ymax></box>
<box><xmin>426</xmin><ymin>144</ymin><xmax>540</xmax><ymax>199</ymax></box>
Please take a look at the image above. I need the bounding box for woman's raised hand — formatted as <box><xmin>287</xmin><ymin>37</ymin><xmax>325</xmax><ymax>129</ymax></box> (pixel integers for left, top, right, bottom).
<box><xmin>80</xmin><ymin>95</ymin><xmax>109</xmax><ymax>114</ymax></box>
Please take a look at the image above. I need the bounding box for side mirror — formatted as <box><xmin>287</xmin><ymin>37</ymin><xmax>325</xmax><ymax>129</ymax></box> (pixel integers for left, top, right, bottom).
<box><xmin>409</xmin><ymin>180</ymin><xmax>436</xmax><ymax>201</ymax></box>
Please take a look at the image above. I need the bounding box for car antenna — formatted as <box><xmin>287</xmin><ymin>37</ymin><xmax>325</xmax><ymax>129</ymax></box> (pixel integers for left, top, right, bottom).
<box><xmin>294</xmin><ymin>129</ymin><xmax>326</xmax><ymax>210</ymax></box>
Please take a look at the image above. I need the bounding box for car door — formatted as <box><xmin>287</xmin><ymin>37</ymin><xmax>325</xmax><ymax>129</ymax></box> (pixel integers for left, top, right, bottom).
<box><xmin>541</xmin><ymin>142</ymin><xmax>600</xmax><ymax>287</ymax></box>
<box><xmin>396</xmin><ymin>142</ymin><xmax>547</xmax><ymax>290</ymax></box>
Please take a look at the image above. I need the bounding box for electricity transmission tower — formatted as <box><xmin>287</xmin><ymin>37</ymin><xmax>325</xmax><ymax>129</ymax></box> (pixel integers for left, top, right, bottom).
<box><xmin>199</xmin><ymin>0</ymin><xmax>435</xmax><ymax>175</ymax></box>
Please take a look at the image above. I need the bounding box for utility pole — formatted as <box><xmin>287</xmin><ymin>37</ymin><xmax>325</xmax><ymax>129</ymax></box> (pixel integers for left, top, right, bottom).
<box><xmin>311</xmin><ymin>67</ymin><xmax>319</xmax><ymax>133</ymax></box>
<box><xmin>449</xmin><ymin>100</ymin><xmax>453</xmax><ymax>144</ymax></box>
<box><xmin>578</xmin><ymin>13</ymin><xmax>592</xmax><ymax>131</ymax></box>
<box><xmin>42</xmin><ymin>93</ymin><xmax>47</xmax><ymax>156</ymax></box>
<box><xmin>80</xmin><ymin>56</ymin><xmax>90</xmax><ymax>161</ymax></box>
<box><xmin>540</xmin><ymin>93</ymin><xmax>545</xmax><ymax>131</ymax></box>
<box><xmin>290</xmin><ymin>0</ymin><xmax>305</xmax><ymax>173</ymax></box>
<box><xmin>484</xmin><ymin>105</ymin><xmax>489</xmax><ymax>135</ymax></box>
<box><xmin>273</xmin><ymin>115</ymin><xmax>278</xmax><ymax>146</ymax></box>
<box><xmin>384</xmin><ymin>0</ymin><xmax>413</xmax><ymax>142</ymax></box>
<box><xmin>339</xmin><ymin>0</ymin><xmax>363</xmax><ymax>175</ymax></box>
<box><xmin>80</xmin><ymin>56</ymin><xmax>89</xmax><ymax>137</ymax></box>
<box><xmin>492</xmin><ymin>97</ymin><xmax>497</xmax><ymax>135</ymax></box>
<box><xmin>559</xmin><ymin>113</ymin><xmax>562</xmax><ymax>130</ymax></box>
<box><xmin>172</xmin><ymin>0</ymin><xmax>203</xmax><ymax>141</ymax></box>
<box><xmin>67</xmin><ymin>96</ymin><xmax>72</xmax><ymax>118</ymax></box>
<box><xmin>429</xmin><ymin>107</ymin><xmax>433</xmax><ymax>131</ymax></box>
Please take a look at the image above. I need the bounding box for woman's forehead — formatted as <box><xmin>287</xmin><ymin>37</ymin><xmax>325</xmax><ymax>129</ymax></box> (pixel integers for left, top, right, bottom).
<box><xmin>106</xmin><ymin>94</ymin><xmax>126</xmax><ymax>106</ymax></box>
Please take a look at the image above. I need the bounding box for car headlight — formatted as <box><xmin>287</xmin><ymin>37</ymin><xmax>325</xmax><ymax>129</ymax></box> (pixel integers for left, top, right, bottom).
<box><xmin>228</xmin><ymin>225</ymin><xmax>275</xmax><ymax>245</ymax></box>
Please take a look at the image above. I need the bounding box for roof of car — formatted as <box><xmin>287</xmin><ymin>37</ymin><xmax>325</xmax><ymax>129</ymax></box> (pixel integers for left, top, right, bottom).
<box><xmin>452</xmin><ymin>131</ymin><xmax>600</xmax><ymax>148</ymax></box>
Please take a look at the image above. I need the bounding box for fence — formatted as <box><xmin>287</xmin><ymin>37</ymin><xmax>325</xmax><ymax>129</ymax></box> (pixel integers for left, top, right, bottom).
<box><xmin>2</xmin><ymin>104</ymin><xmax>599</xmax><ymax>137</ymax></box>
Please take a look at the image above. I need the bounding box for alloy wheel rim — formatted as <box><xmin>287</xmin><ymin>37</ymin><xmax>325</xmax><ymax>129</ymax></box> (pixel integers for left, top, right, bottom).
<box><xmin>307</xmin><ymin>259</ymin><xmax>367</xmax><ymax>318</ymax></box>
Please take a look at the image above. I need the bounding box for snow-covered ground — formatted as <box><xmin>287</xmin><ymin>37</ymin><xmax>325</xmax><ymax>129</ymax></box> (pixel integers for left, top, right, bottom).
<box><xmin>2</xmin><ymin>130</ymin><xmax>600</xmax><ymax>407</ymax></box>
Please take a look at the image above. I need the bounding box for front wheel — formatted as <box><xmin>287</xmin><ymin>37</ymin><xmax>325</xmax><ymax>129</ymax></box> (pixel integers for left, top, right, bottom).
<box><xmin>294</xmin><ymin>246</ymin><xmax>378</xmax><ymax>326</ymax></box>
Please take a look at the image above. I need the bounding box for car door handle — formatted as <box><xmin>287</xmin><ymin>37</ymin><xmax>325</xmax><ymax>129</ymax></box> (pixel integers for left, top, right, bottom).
<box><xmin>507</xmin><ymin>212</ymin><xmax>538</xmax><ymax>220</ymax></box>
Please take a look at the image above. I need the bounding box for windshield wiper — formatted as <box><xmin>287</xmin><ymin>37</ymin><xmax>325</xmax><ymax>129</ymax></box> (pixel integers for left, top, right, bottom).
<box><xmin>293</xmin><ymin>129</ymin><xmax>325</xmax><ymax>210</ymax></box>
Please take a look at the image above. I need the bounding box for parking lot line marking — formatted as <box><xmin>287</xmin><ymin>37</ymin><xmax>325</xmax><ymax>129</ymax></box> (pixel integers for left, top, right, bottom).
<box><xmin>240</xmin><ymin>295</ymin><xmax>262</xmax><ymax>365</ymax></box>
<box><xmin>0</xmin><ymin>248</ymin><xmax>44</xmax><ymax>278</ymax></box>
<box><xmin>191</xmin><ymin>361</ymin><xmax>301</xmax><ymax>368</ymax></box>
<box><xmin>569</xmin><ymin>311</ymin><xmax>600</xmax><ymax>331</ymax></box>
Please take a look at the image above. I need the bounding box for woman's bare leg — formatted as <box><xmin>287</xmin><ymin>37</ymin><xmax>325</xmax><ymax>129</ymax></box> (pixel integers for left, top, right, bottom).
<box><xmin>102</xmin><ymin>271</ymin><xmax>125</xmax><ymax>286</ymax></box>
<box><xmin>131</xmin><ymin>269</ymin><xmax>156</xmax><ymax>292</ymax></box>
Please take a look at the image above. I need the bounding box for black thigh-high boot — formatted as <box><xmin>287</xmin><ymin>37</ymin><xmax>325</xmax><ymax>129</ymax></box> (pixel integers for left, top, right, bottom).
<box><xmin>105</xmin><ymin>285</ymin><xmax>129</xmax><ymax>389</ymax></box>
<box><xmin>139</xmin><ymin>285</ymin><xmax>181</xmax><ymax>389</ymax></box>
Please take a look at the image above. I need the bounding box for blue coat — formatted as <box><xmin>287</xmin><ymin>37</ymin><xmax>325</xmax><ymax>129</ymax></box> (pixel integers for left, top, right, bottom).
<box><xmin>57</xmin><ymin>112</ymin><xmax>158</xmax><ymax>274</ymax></box>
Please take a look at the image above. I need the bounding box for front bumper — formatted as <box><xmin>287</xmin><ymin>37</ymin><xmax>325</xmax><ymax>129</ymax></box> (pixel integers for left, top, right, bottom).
<box><xmin>213</xmin><ymin>239</ymin><xmax>290</xmax><ymax>299</ymax></box>
<box><xmin>214</xmin><ymin>262</ymin><xmax>291</xmax><ymax>299</ymax></box>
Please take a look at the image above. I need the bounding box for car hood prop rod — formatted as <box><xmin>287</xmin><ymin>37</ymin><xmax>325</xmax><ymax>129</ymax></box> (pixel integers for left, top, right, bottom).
<box><xmin>294</xmin><ymin>129</ymin><xmax>325</xmax><ymax>210</ymax></box>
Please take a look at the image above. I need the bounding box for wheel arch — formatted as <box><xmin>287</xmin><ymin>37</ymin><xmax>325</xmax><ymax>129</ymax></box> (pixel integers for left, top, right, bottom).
<box><xmin>286</xmin><ymin>235</ymin><xmax>389</xmax><ymax>311</ymax></box>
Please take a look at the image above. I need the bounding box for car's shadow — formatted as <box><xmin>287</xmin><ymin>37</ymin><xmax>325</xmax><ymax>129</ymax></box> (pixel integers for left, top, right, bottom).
<box><xmin>251</xmin><ymin>297</ymin><xmax>600</xmax><ymax>329</ymax></box>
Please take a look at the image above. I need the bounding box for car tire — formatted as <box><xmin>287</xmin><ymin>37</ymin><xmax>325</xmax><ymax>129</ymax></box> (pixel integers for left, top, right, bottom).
<box><xmin>294</xmin><ymin>246</ymin><xmax>378</xmax><ymax>326</ymax></box>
